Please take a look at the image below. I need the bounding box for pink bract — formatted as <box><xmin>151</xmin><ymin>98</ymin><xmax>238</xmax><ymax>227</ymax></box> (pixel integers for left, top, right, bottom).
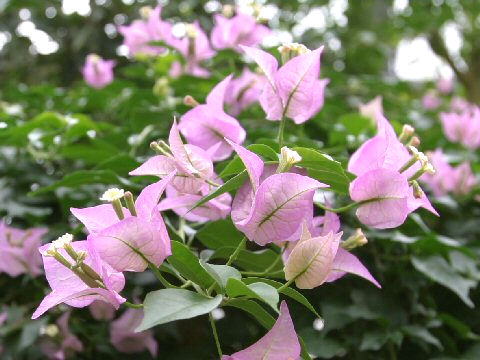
<box><xmin>0</xmin><ymin>222</ymin><xmax>47</xmax><ymax>277</ymax></box>
<box><xmin>228</xmin><ymin>140</ymin><xmax>327</xmax><ymax>245</ymax></box>
<box><xmin>110</xmin><ymin>308</ymin><xmax>158</xmax><ymax>356</ymax></box>
<box><xmin>211</xmin><ymin>13</ymin><xmax>271</xmax><ymax>52</ymax></box>
<box><xmin>224</xmin><ymin>68</ymin><xmax>266</xmax><ymax>116</ymax></box>
<box><xmin>222</xmin><ymin>301</ymin><xmax>300</xmax><ymax>360</ymax></box>
<box><xmin>179</xmin><ymin>75</ymin><xmax>246</xmax><ymax>161</ymax></box>
<box><xmin>32</xmin><ymin>240</ymin><xmax>126</xmax><ymax>319</ymax></box>
<box><xmin>72</xmin><ymin>173</ymin><xmax>175</xmax><ymax>272</ymax></box>
<box><xmin>40</xmin><ymin>312</ymin><xmax>84</xmax><ymax>360</ymax></box>
<box><xmin>241</xmin><ymin>45</ymin><xmax>326</xmax><ymax>124</ymax></box>
<box><xmin>82</xmin><ymin>54</ymin><xmax>115</xmax><ymax>89</ymax></box>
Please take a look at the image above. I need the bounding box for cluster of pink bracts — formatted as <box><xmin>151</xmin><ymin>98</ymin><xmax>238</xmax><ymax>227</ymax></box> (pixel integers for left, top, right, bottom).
<box><xmin>3</xmin><ymin>5</ymin><xmax>478</xmax><ymax>360</ymax></box>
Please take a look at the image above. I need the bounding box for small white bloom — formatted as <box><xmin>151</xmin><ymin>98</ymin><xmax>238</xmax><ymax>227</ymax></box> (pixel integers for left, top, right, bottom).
<box><xmin>278</xmin><ymin>42</ymin><xmax>310</xmax><ymax>55</ymax></box>
<box><xmin>185</xmin><ymin>24</ymin><xmax>198</xmax><ymax>38</ymax></box>
<box><xmin>100</xmin><ymin>188</ymin><xmax>125</xmax><ymax>202</ymax></box>
<box><xmin>424</xmin><ymin>163</ymin><xmax>436</xmax><ymax>175</ymax></box>
<box><xmin>40</xmin><ymin>324</ymin><xmax>59</xmax><ymax>337</ymax></box>
<box><xmin>280</xmin><ymin>146</ymin><xmax>302</xmax><ymax>165</ymax></box>
<box><xmin>139</xmin><ymin>6</ymin><xmax>152</xmax><ymax>19</ymax></box>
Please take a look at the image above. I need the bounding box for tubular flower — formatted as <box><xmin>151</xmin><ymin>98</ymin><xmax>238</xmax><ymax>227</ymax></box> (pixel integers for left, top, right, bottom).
<box><xmin>32</xmin><ymin>239</ymin><xmax>126</xmax><ymax>319</ymax></box>
<box><xmin>71</xmin><ymin>172</ymin><xmax>175</xmax><ymax>272</ymax></box>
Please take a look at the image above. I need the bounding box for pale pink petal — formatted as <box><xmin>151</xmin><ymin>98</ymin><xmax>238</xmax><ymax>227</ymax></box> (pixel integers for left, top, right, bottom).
<box><xmin>222</xmin><ymin>301</ymin><xmax>300</xmax><ymax>360</ymax></box>
<box><xmin>350</xmin><ymin>168</ymin><xmax>410</xmax><ymax>229</ymax></box>
<box><xmin>326</xmin><ymin>247</ymin><xmax>381</xmax><ymax>288</ymax></box>
<box><xmin>135</xmin><ymin>171</ymin><xmax>176</xmax><ymax>221</ymax></box>
<box><xmin>237</xmin><ymin>173</ymin><xmax>326</xmax><ymax>245</ymax></box>
<box><xmin>284</xmin><ymin>231</ymin><xmax>341</xmax><ymax>289</ymax></box>
<box><xmin>206</xmin><ymin>74</ymin><xmax>233</xmax><ymax>109</ymax></box>
<box><xmin>70</xmin><ymin>204</ymin><xmax>129</xmax><ymax>234</ymax></box>
<box><xmin>225</xmin><ymin>139</ymin><xmax>264</xmax><ymax>192</ymax></box>
<box><xmin>89</xmin><ymin>217</ymin><xmax>169</xmax><ymax>272</ymax></box>
<box><xmin>276</xmin><ymin>47</ymin><xmax>323</xmax><ymax>123</ymax></box>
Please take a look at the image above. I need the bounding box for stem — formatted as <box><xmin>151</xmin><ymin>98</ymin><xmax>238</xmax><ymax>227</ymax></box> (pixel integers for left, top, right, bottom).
<box><xmin>226</xmin><ymin>237</ymin><xmax>247</xmax><ymax>266</ymax></box>
<box><xmin>206</xmin><ymin>179</ymin><xmax>221</xmax><ymax>187</ymax></box>
<box><xmin>148</xmin><ymin>263</ymin><xmax>175</xmax><ymax>288</ymax></box>
<box><xmin>124</xmin><ymin>301</ymin><xmax>144</xmax><ymax>309</ymax></box>
<box><xmin>209</xmin><ymin>312</ymin><xmax>223</xmax><ymax>359</ymax></box>
<box><xmin>277</xmin><ymin>116</ymin><xmax>287</xmax><ymax>149</ymax></box>
<box><xmin>314</xmin><ymin>201</ymin><xmax>358</xmax><ymax>213</ymax></box>
<box><xmin>277</xmin><ymin>278</ymin><xmax>295</xmax><ymax>293</ymax></box>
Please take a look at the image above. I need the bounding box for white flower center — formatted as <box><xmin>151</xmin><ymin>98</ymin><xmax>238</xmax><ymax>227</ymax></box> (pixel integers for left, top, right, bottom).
<box><xmin>100</xmin><ymin>188</ymin><xmax>125</xmax><ymax>202</ymax></box>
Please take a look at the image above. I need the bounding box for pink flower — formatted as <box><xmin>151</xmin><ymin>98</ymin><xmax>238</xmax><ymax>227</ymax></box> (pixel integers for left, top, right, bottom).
<box><xmin>437</xmin><ymin>77</ymin><xmax>454</xmax><ymax>94</ymax></box>
<box><xmin>222</xmin><ymin>301</ymin><xmax>300</xmax><ymax>360</ymax></box>
<box><xmin>118</xmin><ymin>6</ymin><xmax>171</xmax><ymax>56</ymax></box>
<box><xmin>130</xmin><ymin>120</ymin><xmax>215</xmax><ymax>193</ymax></box>
<box><xmin>450</xmin><ymin>97</ymin><xmax>472</xmax><ymax>113</ymax></box>
<box><xmin>110</xmin><ymin>308</ymin><xmax>158</xmax><ymax>356</ymax></box>
<box><xmin>179</xmin><ymin>75</ymin><xmax>246</xmax><ymax>161</ymax></box>
<box><xmin>211</xmin><ymin>12</ymin><xmax>270</xmax><ymax>52</ymax></box>
<box><xmin>348</xmin><ymin>114</ymin><xmax>438</xmax><ymax>228</ymax></box>
<box><xmin>422</xmin><ymin>149</ymin><xmax>455</xmax><ymax>197</ymax></box>
<box><xmin>40</xmin><ymin>312</ymin><xmax>84</xmax><ymax>360</ymax></box>
<box><xmin>72</xmin><ymin>173</ymin><xmax>175</xmax><ymax>272</ymax></box>
<box><xmin>32</xmin><ymin>239</ymin><xmax>126</xmax><ymax>319</ymax></box>
<box><xmin>451</xmin><ymin>162</ymin><xmax>476</xmax><ymax>196</ymax></box>
<box><xmin>224</xmin><ymin>68</ymin><xmax>266</xmax><ymax>115</ymax></box>
<box><xmin>158</xmin><ymin>181</ymin><xmax>232</xmax><ymax>223</ymax></box>
<box><xmin>228</xmin><ymin>140</ymin><xmax>327</xmax><ymax>245</ymax></box>
<box><xmin>440</xmin><ymin>106</ymin><xmax>480</xmax><ymax>149</ymax></box>
<box><xmin>283</xmin><ymin>214</ymin><xmax>380</xmax><ymax>289</ymax></box>
<box><xmin>169</xmin><ymin>22</ymin><xmax>216</xmax><ymax>78</ymax></box>
<box><xmin>89</xmin><ymin>300</ymin><xmax>116</xmax><ymax>321</ymax></box>
<box><xmin>241</xmin><ymin>44</ymin><xmax>326</xmax><ymax>124</ymax></box>
<box><xmin>82</xmin><ymin>54</ymin><xmax>115</xmax><ymax>89</ymax></box>
<box><xmin>358</xmin><ymin>96</ymin><xmax>383</xmax><ymax>123</ymax></box>
<box><xmin>422</xmin><ymin>92</ymin><xmax>442</xmax><ymax>110</ymax></box>
<box><xmin>0</xmin><ymin>222</ymin><xmax>47</xmax><ymax>277</ymax></box>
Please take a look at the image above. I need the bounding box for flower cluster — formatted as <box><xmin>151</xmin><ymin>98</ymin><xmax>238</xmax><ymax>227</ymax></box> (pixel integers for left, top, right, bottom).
<box><xmin>0</xmin><ymin>221</ymin><xmax>47</xmax><ymax>277</ymax></box>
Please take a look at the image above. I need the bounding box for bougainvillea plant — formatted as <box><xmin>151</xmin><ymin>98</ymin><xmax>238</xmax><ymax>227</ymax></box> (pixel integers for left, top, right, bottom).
<box><xmin>2</xmin><ymin>2</ymin><xmax>480</xmax><ymax>360</ymax></box>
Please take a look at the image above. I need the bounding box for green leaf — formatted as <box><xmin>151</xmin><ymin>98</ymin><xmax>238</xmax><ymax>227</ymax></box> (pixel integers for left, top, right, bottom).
<box><xmin>200</xmin><ymin>261</ymin><xmax>241</xmax><ymax>290</ymax></box>
<box><xmin>293</xmin><ymin>147</ymin><xmax>351</xmax><ymax>193</ymax></box>
<box><xmin>438</xmin><ymin>313</ymin><xmax>480</xmax><ymax>340</ymax></box>
<box><xmin>226</xmin><ymin>278</ymin><xmax>279</xmax><ymax>311</ymax></box>
<box><xmin>168</xmin><ymin>241</ymin><xmax>216</xmax><ymax>289</ymax></box>
<box><xmin>28</xmin><ymin>170</ymin><xmax>135</xmax><ymax>196</ymax></box>
<box><xmin>243</xmin><ymin>278</ymin><xmax>321</xmax><ymax>319</ymax></box>
<box><xmin>224</xmin><ymin>298</ymin><xmax>275</xmax><ymax>329</ymax></box>
<box><xmin>411</xmin><ymin>255</ymin><xmax>476</xmax><ymax>308</ymax></box>
<box><xmin>196</xmin><ymin>219</ymin><xmax>244</xmax><ymax>249</ymax></box>
<box><xmin>137</xmin><ymin>289</ymin><xmax>222</xmax><ymax>331</ymax></box>
<box><xmin>189</xmin><ymin>171</ymin><xmax>247</xmax><ymax>212</ymax></box>
<box><xmin>402</xmin><ymin>325</ymin><xmax>443</xmax><ymax>350</ymax></box>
